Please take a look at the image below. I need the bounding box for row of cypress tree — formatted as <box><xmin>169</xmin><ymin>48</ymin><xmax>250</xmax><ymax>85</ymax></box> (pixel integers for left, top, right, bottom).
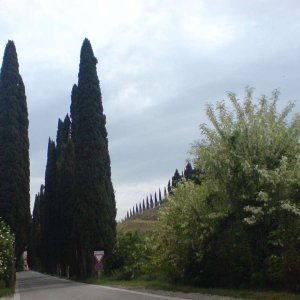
<box><xmin>29</xmin><ymin>39</ymin><xmax>116</xmax><ymax>279</ymax></box>
<box><xmin>124</xmin><ymin>163</ymin><xmax>198</xmax><ymax>220</ymax></box>
<box><xmin>0</xmin><ymin>41</ymin><xmax>31</xmax><ymax>263</ymax></box>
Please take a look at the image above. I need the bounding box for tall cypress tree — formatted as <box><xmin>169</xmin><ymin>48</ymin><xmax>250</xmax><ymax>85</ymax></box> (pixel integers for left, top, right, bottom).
<box><xmin>0</xmin><ymin>40</ymin><xmax>30</xmax><ymax>259</ymax></box>
<box><xmin>59</xmin><ymin>138</ymin><xmax>75</xmax><ymax>275</ymax></box>
<box><xmin>55</xmin><ymin>115</ymin><xmax>73</xmax><ymax>274</ymax></box>
<box><xmin>43</xmin><ymin>138</ymin><xmax>57</xmax><ymax>273</ymax></box>
<box><xmin>72</xmin><ymin>39</ymin><xmax>116</xmax><ymax>278</ymax></box>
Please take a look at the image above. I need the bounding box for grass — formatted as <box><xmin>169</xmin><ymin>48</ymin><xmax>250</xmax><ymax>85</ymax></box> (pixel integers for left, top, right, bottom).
<box><xmin>0</xmin><ymin>287</ymin><xmax>14</xmax><ymax>298</ymax></box>
<box><xmin>88</xmin><ymin>276</ymin><xmax>300</xmax><ymax>300</ymax></box>
<box><xmin>117</xmin><ymin>219</ymin><xmax>156</xmax><ymax>233</ymax></box>
<box><xmin>118</xmin><ymin>205</ymin><xmax>161</xmax><ymax>233</ymax></box>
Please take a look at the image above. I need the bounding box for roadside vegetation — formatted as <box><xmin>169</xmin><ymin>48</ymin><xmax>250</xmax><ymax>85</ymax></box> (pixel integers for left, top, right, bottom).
<box><xmin>104</xmin><ymin>89</ymin><xmax>300</xmax><ymax>299</ymax></box>
<box><xmin>0</xmin><ymin>218</ymin><xmax>15</xmax><ymax>295</ymax></box>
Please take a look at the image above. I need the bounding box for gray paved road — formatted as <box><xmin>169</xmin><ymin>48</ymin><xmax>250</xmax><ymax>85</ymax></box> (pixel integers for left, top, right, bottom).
<box><xmin>15</xmin><ymin>271</ymin><xmax>188</xmax><ymax>300</ymax></box>
<box><xmin>14</xmin><ymin>271</ymin><xmax>246</xmax><ymax>300</ymax></box>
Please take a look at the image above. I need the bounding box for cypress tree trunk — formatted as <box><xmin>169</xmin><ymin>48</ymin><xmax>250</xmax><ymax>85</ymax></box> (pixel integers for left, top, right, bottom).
<box><xmin>0</xmin><ymin>41</ymin><xmax>30</xmax><ymax>260</ymax></box>
<box><xmin>71</xmin><ymin>39</ymin><xmax>116</xmax><ymax>278</ymax></box>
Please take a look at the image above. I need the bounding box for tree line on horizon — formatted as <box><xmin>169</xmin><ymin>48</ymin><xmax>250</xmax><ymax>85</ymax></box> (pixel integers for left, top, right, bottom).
<box><xmin>123</xmin><ymin>163</ymin><xmax>199</xmax><ymax>220</ymax></box>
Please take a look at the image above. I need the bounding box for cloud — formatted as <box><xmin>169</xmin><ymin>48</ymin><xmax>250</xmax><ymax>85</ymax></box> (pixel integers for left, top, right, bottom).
<box><xmin>0</xmin><ymin>0</ymin><xmax>299</xmax><ymax>220</ymax></box>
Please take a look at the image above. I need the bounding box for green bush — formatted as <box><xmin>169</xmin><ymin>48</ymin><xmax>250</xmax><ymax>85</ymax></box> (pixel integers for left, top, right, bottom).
<box><xmin>107</xmin><ymin>231</ymin><xmax>150</xmax><ymax>279</ymax></box>
<box><xmin>0</xmin><ymin>218</ymin><xmax>15</xmax><ymax>288</ymax></box>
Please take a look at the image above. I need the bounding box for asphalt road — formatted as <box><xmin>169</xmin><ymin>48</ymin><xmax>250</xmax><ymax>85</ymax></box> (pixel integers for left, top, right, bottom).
<box><xmin>14</xmin><ymin>271</ymin><xmax>189</xmax><ymax>300</ymax></box>
<box><xmin>12</xmin><ymin>271</ymin><xmax>245</xmax><ymax>300</ymax></box>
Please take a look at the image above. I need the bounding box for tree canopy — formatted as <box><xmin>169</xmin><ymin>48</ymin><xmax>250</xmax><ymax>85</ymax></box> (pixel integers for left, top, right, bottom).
<box><xmin>153</xmin><ymin>89</ymin><xmax>300</xmax><ymax>290</ymax></box>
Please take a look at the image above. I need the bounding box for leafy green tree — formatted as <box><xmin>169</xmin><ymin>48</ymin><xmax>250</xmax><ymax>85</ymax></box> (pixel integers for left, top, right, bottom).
<box><xmin>153</xmin><ymin>89</ymin><xmax>300</xmax><ymax>290</ymax></box>
<box><xmin>0</xmin><ymin>41</ymin><xmax>30</xmax><ymax>260</ymax></box>
<box><xmin>72</xmin><ymin>39</ymin><xmax>116</xmax><ymax>278</ymax></box>
<box><xmin>108</xmin><ymin>231</ymin><xmax>149</xmax><ymax>279</ymax></box>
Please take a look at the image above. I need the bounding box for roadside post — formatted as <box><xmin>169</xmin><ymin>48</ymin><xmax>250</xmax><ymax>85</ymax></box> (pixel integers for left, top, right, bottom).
<box><xmin>94</xmin><ymin>250</ymin><xmax>104</xmax><ymax>278</ymax></box>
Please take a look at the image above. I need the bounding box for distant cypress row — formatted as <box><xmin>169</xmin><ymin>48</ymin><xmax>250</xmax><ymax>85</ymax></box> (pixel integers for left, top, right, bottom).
<box><xmin>0</xmin><ymin>41</ymin><xmax>30</xmax><ymax>260</ymax></box>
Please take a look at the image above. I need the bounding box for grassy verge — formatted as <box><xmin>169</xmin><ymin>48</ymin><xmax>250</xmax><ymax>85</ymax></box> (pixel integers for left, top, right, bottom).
<box><xmin>0</xmin><ymin>287</ymin><xmax>14</xmax><ymax>298</ymax></box>
<box><xmin>87</xmin><ymin>276</ymin><xmax>300</xmax><ymax>300</ymax></box>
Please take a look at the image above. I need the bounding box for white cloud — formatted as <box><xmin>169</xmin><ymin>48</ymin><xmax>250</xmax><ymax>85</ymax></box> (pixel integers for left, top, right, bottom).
<box><xmin>0</xmin><ymin>0</ymin><xmax>299</xmax><ymax>220</ymax></box>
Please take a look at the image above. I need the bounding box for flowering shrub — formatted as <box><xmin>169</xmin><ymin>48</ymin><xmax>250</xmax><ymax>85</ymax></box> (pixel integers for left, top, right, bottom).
<box><xmin>0</xmin><ymin>219</ymin><xmax>15</xmax><ymax>287</ymax></box>
<box><xmin>153</xmin><ymin>89</ymin><xmax>300</xmax><ymax>290</ymax></box>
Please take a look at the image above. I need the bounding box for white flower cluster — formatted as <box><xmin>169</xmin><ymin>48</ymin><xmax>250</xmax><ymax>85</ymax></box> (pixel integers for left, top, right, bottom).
<box><xmin>281</xmin><ymin>200</ymin><xmax>300</xmax><ymax>216</ymax></box>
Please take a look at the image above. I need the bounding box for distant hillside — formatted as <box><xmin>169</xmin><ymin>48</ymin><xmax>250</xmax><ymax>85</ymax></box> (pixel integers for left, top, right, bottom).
<box><xmin>118</xmin><ymin>206</ymin><xmax>161</xmax><ymax>233</ymax></box>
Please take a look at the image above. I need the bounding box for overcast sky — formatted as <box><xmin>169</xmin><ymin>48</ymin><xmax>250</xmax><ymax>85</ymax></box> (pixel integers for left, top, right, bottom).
<box><xmin>0</xmin><ymin>0</ymin><xmax>300</xmax><ymax>220</ymax></box>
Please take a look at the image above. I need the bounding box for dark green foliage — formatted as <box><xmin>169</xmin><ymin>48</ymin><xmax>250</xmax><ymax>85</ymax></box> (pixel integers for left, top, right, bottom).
<box><xmin>171</xmin><ymin>169</ymin><xmax>181</xmax><ymax>188</ymax></box>
<box><xmin>28</xmin><ymin>185</ymin><xmax>45</xmax><ymax>270</ymax></box>
<box><xmin>154</xmin><ymin>192</ymin><xmax>158</xmax><ymax>207</ymax></box>
<box><xmin>167</xmin><ymin>180</ymin><xmax>172</xmax><ymax>195</ymax></box>
<box><xmin>159</xmin><ymin>189</ymin><xmax>162</xmax><ymax>204</ymax></box>
<box><xmin>72</xmin><ymin>39</ymin><xmax>116</xmax><ymax>278</ymax></box>
<box><xmin>0</xmin><ymin>41</ymin><xmax>30</xmax><ymax>259</ymax></box>
<box><xmin>0</xmin><ymin>219</ymin><xmax>15</xmax><ymax>288</ymax></box>
<box><xmin>107</xmin><ymin>231</ymin><xmax>148</xmax><ymax>279</ymax></box>
<box><xmin>43</xmin><ymin>139</ymin><xmax>57</xmax><ymax>273</ymax></box>
<box><xmin>58</xmin><ymin>138</ymin><xmax>75</xmax><ymax>275</ymax></box>
<box><xmin>150</xmin><ymin>195</ymin><xmax>154</xmax><ymax>208</ymax></box>
<box><xmin>184</xmin><ymin>163</ymin><xmax>193</xmax><ymax>180</ymax></box>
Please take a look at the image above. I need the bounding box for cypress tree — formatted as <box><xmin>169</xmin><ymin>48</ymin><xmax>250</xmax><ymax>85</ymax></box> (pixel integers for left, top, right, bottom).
<box><xmin>43</xmin><ymin>138</ymin><xmax>57</xmax><ymax>273</ymax></box>
<box><xmin>146</xmin><ymin>197</ymin><xmax>150</xmax><ymax>209</ymax></box>
<box><xmin>135</xmin><ymin>204</ymin><xmax>139</xmax><ymax>214</ymax></box>
<box><xmin>154</xmin><ymin>192</ymin><xmax>158</xmax><ymax>207</ymax></box>
<box><xmin>142</xmin><ymin>199</ymin><xmax>146</xmax><ymax>210</ymax></box>
<box><xmin>139</xmin><ymin>202</ymin><xmax>142</xmax><ymax>212</ymax></box>
<box><xmin>159</xmin><ymin>188</ymin><xmax>162</xmax><ymax>204</ymax></box>
<box><xmin>0</xmin><ymin>40</ymin><xmax>30</xmax><ymax>259</ymax></box>
<box><xmin>184</xmin><ymin>162</ymin><xmax>193</xmax><ymax>180</ymax></box>
<box><xmin>72</xmin><ymin>39</ymin><xmax>116</xmax><ymax>278</ymax></box>
<box><xmin>172</xmin><ymin>169</ymin><xmax>181</xmax><ymax>188</ymax></box>
<box><xmin>29</xmin><ymin>185</ymin><xmax>45</xmax><ymax>270</ymax></box>
<box><xmin>167</xmin><ymin>180</ymin><xmax>172</xmax><ymax>195</ymax></box>
<box><xmin>55</xmin><ymin>114</ymin><xmax>74</xmax><ymax>274</ymax></box>
<box><xmin>150</xmin><ymin>195</ymin><xmax>154</xmax><ymax>208</ymax></box>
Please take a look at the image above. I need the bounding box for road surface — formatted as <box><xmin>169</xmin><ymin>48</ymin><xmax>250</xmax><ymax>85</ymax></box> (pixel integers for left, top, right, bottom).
<box><xmin>11</xmin><ymin>271</ymin><xmax>245</xmax><ymax>300</ymax></box>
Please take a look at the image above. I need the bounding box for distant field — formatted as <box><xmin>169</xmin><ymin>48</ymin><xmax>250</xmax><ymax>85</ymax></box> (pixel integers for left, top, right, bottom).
<box><xmin>118</xmin><ymin>205</ymin><xmax>161</xmax><ymax>233</ymax></box>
